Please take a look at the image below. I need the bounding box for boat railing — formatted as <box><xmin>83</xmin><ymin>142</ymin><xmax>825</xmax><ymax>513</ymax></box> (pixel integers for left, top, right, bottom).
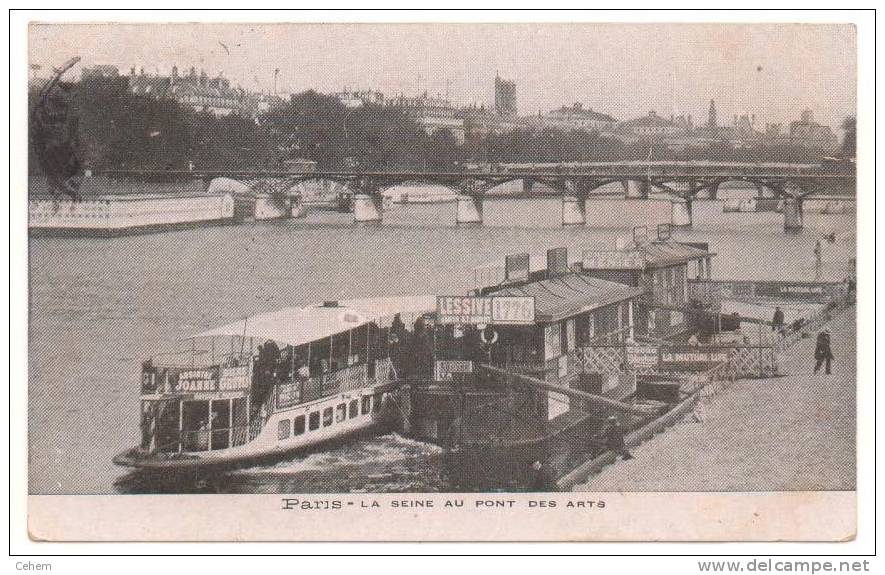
<box><xmin>153</xmin><ymin>425</ymin><xmax>253</xmax><ymax>454</ymax></box>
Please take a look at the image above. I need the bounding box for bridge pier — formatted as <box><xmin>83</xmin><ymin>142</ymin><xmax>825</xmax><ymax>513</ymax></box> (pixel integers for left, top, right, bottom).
<box><xmin>353</xmin><ymin>193</ymin><xmax>384</xmax><ymax>224</ymax></box>
<box><xmin>522</xmin><ymin>179</ymin><xmax>534</xmax><ymax>195</ymax></box>
<box><xmin>783</xmin><ymin>198</ymin><xmax>804</xmax><ymax>232</ymax></box>
<box><xmin>456</xmin><ymin>194</ymin><xmax>484</xmax><ymax>225</ymax></box>
<box><xmin>671</xmin><ymin>198</ymin><xmax>693</xmax><ymax>228</ymax></box>
<box><xmin>561</xmin><ymin>194</ymin><xmax>586</xmax><ymax>226</ymax></box>
<box><xmin>624</xmin><ymin>180</ymin><xmax>649</xmax><ymax>199</ymax></box>
<box><xmin>289</xmin><ymin>193</ymin><xmax>306</xmax><ymax>218</ymax></box>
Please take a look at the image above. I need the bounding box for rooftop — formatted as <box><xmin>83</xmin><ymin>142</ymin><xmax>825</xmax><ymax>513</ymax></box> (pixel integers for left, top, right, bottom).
<box><xmin>194</xmin><ymin>296</ymin><xmax>437</xmax><ymax>347</ymax></box>
<box><xmin>489</xmin><ymin>273</ymin><xmax>644</xmax><ymax>322</ymax></box>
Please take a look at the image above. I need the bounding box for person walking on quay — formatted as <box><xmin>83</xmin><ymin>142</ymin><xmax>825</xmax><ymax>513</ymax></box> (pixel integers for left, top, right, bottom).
<box><xmin>603</xmin><ymin>416</ymin><xmax>633</xmax><ymax>460</ymax></box>
<box><xmin>814</xmin><ymin>240</ymin><xmax>823</xmax><ymax>281</ymax></box>
<box><xmin>772</xmin><ymin>306</ymin><xmax>785</xmax><ymax>333</ymax></box>
<box><xmin>814</xmin><ymin>328</ymin><xmax>834</xmax><ymax>375</ymax></box>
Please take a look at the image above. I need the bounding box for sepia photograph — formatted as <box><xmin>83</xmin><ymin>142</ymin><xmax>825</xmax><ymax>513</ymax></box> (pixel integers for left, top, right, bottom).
<box><xmin>14</xmin><ymin>12</ymin><xmax>870</xmax><ymax>546</ymax></box>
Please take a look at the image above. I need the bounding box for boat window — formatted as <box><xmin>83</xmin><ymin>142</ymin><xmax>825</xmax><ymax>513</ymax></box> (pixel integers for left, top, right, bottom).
<box><xmin>293</xmin><ymin>415</ymin><xmax>306</xmax><ymax>436</ymax></box>
<box><xmin>361</xmin><ymin>396</ymin><xmax>372</xmax><ymax>415</ymax></box>
<box><xmin>278</xmin><ymin>419</ymin><xmax>290</xmax><ymax>440</ymax></box>
<box><xmin>309</xmin><ymin>411</ymin><xmax>320</xmax><ymax>431</ymax></box>
<box><xmin>372</xmin><ymin>393</ymin><xmax>383</xmax><ymax>413</ymax></box>
<box><xmin>336</xmin><ymin>403</ymin><xmax>347</xmax><ymax>423</ymax></box>
<box><xmin>323</xmin><ymin>407</ymin><xmax>333</xmax><ymax>427</ymax></box>
<box><xmin>349</xmin><ymin>399</ymin><xmax>359</xmax><ymax>419</ymax></box>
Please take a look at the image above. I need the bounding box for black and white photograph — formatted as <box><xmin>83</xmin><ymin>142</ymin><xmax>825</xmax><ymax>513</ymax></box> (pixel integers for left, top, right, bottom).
<box><xmin>13</xmin><ymin>12</ymin><xmax>872</xmax><ymax>547</ymax></box>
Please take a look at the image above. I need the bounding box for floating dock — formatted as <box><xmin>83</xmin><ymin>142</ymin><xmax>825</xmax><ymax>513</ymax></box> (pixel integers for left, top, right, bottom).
<box><xmin>29</xmin><ymin>192</ymin><xmax>236</xmax><ymax>237</ymax></box>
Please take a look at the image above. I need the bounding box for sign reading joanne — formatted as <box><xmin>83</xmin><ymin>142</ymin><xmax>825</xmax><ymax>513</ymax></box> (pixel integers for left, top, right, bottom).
<box><xmin>435</xmin><ymin>360</ymin><xmax>474</xmax><ymax>382</ymax></box>
<box><xmin>582</xmin><ymin>250</ymin><xmax>645</xmax><ymax>270</ymax></box>
<box><xmin>436</xmin><ymin>295</ymin><xmax>535</xmax><ymax>325</ymax></box>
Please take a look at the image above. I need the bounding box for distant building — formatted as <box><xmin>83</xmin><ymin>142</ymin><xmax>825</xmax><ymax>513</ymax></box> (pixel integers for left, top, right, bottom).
<box><xmin>786</xmin><ymin>110</ymin><xmax>838</xmax><ymax>150</ymax></box>
<box><xmin>81</xmin><ymin>65</ymin><xmax>120</xmax><ymax>79</ymax></box>
<box><xmin>618</xmin><ymin>110</ymin><xmax>685</xmax><ymax>138</ymax></box>
<box><xmin>529</xmin><ymin>103</ymin><xmax>617</xmax><ymax>132</ymax></box>
<box><xmin>459</xmin><ymin>104</ymin><xmax>524</xmax><ymax>138</ymax></box>
<box><xmin>335</xmin><ymin>88</ymin><xmax>385</xmax><ymax>108</ymax></box>
<box><xmin>386</xmin><ymin>92</ymin><xmax>465</xmax><ymax>144</ymax></box>
<box><xmin>707</xmin><ymin>99</ymin><xmax>718</xmax><ymax>128</ymax></box>
<box><xmin>126</xmin><ymin>65</ymin><xmax>276</xmax><ymax>119</ymax></box>
<box><xmin>494</xmin><ymin>74</ymin><xmax>517</xmax><ymax>117</ymax></box>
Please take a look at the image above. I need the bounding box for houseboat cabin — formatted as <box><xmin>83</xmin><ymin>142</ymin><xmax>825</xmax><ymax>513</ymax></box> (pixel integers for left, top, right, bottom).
<box><xmin>114</xmin><ymin>296</ymin><xmax>436</xmax><ymax>469</ymax></box>
<box><xmin>408</xmin><ymin>248</ymin><xmax>645</xmax><ymax>445</ymax></box>
<box><xmin>581</xmin><ymin>226</ymin><xmax>715</xmax><ymax>340</ymax></box>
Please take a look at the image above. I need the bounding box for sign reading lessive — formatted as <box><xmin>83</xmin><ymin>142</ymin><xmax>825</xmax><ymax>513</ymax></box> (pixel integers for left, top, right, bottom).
<box><xmin>436</xmin><ymin>296</ymin><xmax>535</xmax><ymax>325</ymax></box>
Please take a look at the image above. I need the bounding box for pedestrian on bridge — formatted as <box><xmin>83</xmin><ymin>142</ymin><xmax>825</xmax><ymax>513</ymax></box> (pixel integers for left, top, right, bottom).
<box><xmin>814</xmin><ymin>329</ymin><xmax>834</xmax><ymax>375</ymax></box>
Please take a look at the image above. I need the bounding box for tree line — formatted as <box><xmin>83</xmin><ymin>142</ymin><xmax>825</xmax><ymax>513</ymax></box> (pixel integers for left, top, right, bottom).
<box><xmin>29</xmin><ymin>76</ymin><xmax>852</xmax><ymax>177</ymax></box>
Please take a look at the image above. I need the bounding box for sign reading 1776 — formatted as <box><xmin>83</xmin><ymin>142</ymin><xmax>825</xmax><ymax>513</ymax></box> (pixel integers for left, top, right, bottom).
<box><xmin>436</xmin><ymin>295</ymin><xmax>536</xmax><ymax>325</ymax></box>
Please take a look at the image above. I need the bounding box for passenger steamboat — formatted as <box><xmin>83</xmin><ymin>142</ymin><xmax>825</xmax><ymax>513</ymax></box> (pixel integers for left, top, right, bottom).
<box><xmin>113</xmin><ymin>296</ymin><xmax>436</xmax><ymax>470</ymax></box>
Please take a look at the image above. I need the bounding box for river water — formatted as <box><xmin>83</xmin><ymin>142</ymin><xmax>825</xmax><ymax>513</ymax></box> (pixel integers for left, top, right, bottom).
<box><xmin>28</xmin><ymin>185</ymin><xmax>856</xmax><ymax>494</ymax></box>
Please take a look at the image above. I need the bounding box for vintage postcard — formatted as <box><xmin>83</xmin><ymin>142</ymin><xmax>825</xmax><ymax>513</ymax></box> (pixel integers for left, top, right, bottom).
<box><xmin>20</xmin><ymin>17</ymin><xmax>863</xmax><ymax>543</ymax></box>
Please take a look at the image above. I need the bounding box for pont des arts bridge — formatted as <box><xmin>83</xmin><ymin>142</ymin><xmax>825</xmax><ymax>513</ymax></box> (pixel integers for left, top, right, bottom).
<box><xmin>94</xmin><ymin>160</ymin><xmax>855</xmax><ymax>232</ymax></box>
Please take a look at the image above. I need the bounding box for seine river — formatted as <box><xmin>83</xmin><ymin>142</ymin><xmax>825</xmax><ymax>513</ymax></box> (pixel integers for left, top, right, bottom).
<box><xmin>28</xmin><ymin>186</ymin><xmax>855</xmax><ymax>494</ymax></box>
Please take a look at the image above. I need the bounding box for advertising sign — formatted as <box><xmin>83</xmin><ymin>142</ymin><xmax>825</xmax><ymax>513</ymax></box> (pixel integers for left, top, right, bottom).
<box><xmin>436</xmin><ymin>296</ymin><xmax>535</xmax><ymax>325</ymax></box>
<box><xmin>659</xmin><ymin>348</ymin><xmax>731</xmax><ymax>371</ymax></box>
<box><xmin>434</xmin><ymin>360</ymin><xmax>474</xmax><ymax>382</ymax></box>
<box><xmin>547</xmin><ymin>247</ymin><xmax>569</xmax><ymax>277</ymax></box>
<box><xmin>582</xmin><ymin>250</ymin><xmax>645</xmax><ymax>270</ymax></box>
<box><xmin>504</xmin><ymin>253</ymin><xmax>530</xmax><ymax>282</ymax></box>
<box><xmin>625</xmin><ymin>345</ymin><xmax>660</xmax><ymax>369</ymax></box>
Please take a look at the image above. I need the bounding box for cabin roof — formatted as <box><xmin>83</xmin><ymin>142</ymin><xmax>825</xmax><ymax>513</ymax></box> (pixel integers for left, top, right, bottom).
<box><xmin>489</xmin><ymin>274</ymin><xmax>644</xmax><ymax>322</ymax></box>
<box><xmin>634</xmin><ymin>241</ymin><xmax>712</xmax><ymax>267</ymax></box>
<box><xmin>193</xmin><ymin>295</ymin><xmax>437</xmax><ymax>347</ymax></box>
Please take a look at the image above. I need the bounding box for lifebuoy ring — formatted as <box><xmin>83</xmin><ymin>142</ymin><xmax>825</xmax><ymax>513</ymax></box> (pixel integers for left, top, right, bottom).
<box><xmin>480</xmin><ymin>327</ymin><xmax>498</xmax><ymax>345</ymax></box>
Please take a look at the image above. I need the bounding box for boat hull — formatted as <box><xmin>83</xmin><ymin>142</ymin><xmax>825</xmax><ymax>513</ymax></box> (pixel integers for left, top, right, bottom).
<box><xmin>113</xmin><ymin>418</ymin><xmax>390</xmax><ymax>471</ymax></box>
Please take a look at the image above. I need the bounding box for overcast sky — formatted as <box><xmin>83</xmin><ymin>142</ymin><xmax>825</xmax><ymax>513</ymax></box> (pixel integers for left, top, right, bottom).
<box><xmin>29</xmin><ymin>22</ymin><xmax>856</xmax><ymax>129</ymax></box>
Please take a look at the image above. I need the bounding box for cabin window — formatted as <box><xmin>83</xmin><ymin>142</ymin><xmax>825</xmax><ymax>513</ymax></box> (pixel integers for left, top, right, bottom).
<box><xmin>349</xmin><ymin>399</ymin><xmax>359</xmax><ymax>419</ymax></box>
<box><xmin>372</xmin><ymin>393</ymin><xmax>383</xmax><ymax>413</ymax></box>
<box><xmin>323</xmin><ymin>407</ymin><xmax>333</xmax><ymax>427</ymax></box>
<box><xmin>361</xmin><ymin>396</ymin><xmax>372</xmax><ymax>415</ymax></box>
<box><xmin>309</xmin><ymin>411</ymin><xmax>320</xmax><ymax>431</ymax></box>
<box><xmin>278</xmin><ymin>419</ymin><xmax>290</xmax><ymax>440</ymax></box>
<box><xmin>336</xmin><ymin>403</ymin><xmax>347</xmax><ymax>423</ymax></box>
<box><xmin>293</xmin><ymin>415</ymin><xmax>306</xmax><ymax>436</ymax></box>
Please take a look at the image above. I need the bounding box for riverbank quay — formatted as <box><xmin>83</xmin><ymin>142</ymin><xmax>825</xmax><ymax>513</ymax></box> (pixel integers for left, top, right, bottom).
<box><xmin>571</xmin><ymin>304</ymin><xmax>855</xmax><ymax>492</ymax></box>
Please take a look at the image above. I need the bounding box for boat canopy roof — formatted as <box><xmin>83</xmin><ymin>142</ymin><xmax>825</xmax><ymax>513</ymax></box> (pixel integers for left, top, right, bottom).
<box><xmin>489</xmin><ymin>274</ymin><xmax>644</xmax><ymax>322</ymax></box>
<box><xmin>193</xmin><ymin>295</ymin><xmax>437</xmax><ymax>348</ymax></box>
<box><xmin>632</xmin><ymin>240</ymin><xmax>714</xmax><ymax>268</ymax></box>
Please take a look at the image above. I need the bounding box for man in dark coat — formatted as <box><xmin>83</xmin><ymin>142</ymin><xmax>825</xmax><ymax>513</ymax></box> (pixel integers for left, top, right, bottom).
<box><xmin>772</xmin><ymin>306</ymin><xmax>785</xmax><ymax>333</ymax></box>
<box><xmin>603</xmin><ymin>416</ymin><xmax>633</xmax><ymax>460</ymax></box>
<box><xmin>814</xmin><ymin>329</ymin><xmax>834</xmax><ymax>375</ymax></box>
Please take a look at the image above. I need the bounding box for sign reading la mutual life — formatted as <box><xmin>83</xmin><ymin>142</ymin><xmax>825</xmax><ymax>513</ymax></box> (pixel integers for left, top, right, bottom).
<box><xmin>659</xmin><ymin>348</ymin><xmax>731</xmax><ymax>370</ymax></box>
<box><xmin>436</xmin><ymin>295</ymin><xmax>535</xmax><ymax>325</ymax></box>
